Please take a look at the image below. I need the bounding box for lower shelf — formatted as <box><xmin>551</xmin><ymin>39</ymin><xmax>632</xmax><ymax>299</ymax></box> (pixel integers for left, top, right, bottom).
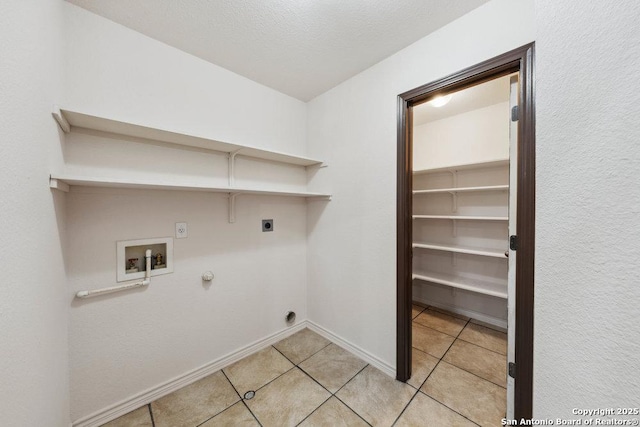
<box><xmin>412</xmin><ymin>215</ymin><xmax>508</xmax><ymax>221</ymax></box>
<box><xmin>49</xmin><ymin>175</ymin><xmax>331</xmax><ymax>199</ymax></box>
<box><xmin>412</xmin><ymin>271</ymin><xmax>507</xmax><ymax>299</ymax></box>
<box><xmin>412</xmin><ymin>242</ymin><xmax>507</xmax><ymax>259</ymax></box>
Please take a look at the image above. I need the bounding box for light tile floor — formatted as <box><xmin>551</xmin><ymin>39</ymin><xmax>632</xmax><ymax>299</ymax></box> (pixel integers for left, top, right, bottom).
<box><xmin>102</xmin><ymin>308</ymin><xmax>507</xmax><ymax>427</ymax></box>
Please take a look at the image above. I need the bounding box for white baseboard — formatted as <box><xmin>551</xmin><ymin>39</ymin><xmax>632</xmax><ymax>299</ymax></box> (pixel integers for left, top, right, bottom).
<box><xmin>72</xmin><ymin>321</ymin><xmax>308</xmax><ymax>427</ymax></box>
<box><xmin>305</xmin><ymin>321</ymin><xmax>396</xmax><ymax>379</ymax></box>
<box><xmin>413</xmin><ymin>296</ymin><xmax>508</xmax><ymax>330</ymax></box>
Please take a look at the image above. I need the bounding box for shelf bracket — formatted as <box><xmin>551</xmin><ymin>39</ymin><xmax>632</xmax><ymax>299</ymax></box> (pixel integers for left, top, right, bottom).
<box><xmin>448</xmin><ymin>191</ymin><xmax>458</xmax><ymax>212</ymax></box>
<box><xmin>52</xmin><ymin>105</ymin><xmax>70</xmax><ymax>133</ymax></box>
<box><xmin>228</xmin><ymin>150</ymin><xmax>242</xmax><ymax>187</ymax></box>
<box><xmin>49</xmin><ymin>176</ymin><xmax>69</xmax><ymax>192</ymax></box>
<box><xmin>452</xmin><ymin>218</ymin><xmax>457</xmax><ymax>237</ymax></box>
<box><xmin>449</xmin><ymin>170</ymin><xmax>458</xmax><ymax>212</ymax></box>
<box><xmin>228</xmin><ymin>192</ymin><xmax>240</xmax><ymax>223</ymax></box>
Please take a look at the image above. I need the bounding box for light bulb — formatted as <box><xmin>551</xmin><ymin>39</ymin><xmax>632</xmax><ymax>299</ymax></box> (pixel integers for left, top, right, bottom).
<box><xmin>429</xmin><ymin>94</ymin><xmax>452</xmax><ymax>108</ymax></box>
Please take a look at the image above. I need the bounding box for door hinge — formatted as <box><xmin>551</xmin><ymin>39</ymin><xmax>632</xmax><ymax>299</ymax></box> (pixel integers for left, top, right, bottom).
<box><xmin>511</xmin><ymin>105</ymin><xmax>519</xmax><ymax>122</ymax></box>
<box><xmin>508</xmin><ymin>362</ymin><xmax>516</xmax><ymax>378</ymax></box>
<box><xmin>509</xmin><ymin>235</ymin><xmax>518</xmax><ymax>251</ymax></box>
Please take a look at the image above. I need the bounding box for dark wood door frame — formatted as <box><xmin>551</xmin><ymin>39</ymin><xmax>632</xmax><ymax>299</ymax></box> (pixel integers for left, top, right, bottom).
<box><xmin>396</xmin><ymin>43</ymin><xmax>535</xmax><ymax>419</ymax></box>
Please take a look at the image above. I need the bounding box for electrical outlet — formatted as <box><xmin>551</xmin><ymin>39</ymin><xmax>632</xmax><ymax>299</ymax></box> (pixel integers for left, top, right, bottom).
<box><xmin>175</xmin><ymin>222</ymin><xmax>188</xmax><ymax>239</ymax></box>
<box><xmin>262</xmin><ymin>219</ymin><xmax>273</xmax><ymax>232</ymax></box>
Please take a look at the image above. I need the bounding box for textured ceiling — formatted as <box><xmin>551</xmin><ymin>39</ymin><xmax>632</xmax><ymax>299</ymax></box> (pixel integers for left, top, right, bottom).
<box><xmin>65</xmin><ymin>0</ymin><xmax>489</xmax><ymax>101</ymax></box>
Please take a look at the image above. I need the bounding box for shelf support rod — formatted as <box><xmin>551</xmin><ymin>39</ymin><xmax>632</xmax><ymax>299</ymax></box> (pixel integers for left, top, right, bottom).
<box><xmin>228</xmin><ymin>192</ymin><xmax>240</xmax><ymax>223</ymax></box>
<box><xmin>228</xmin><ymin>150</ymin><xmax>241</xmax><ymax>187</ymax></box>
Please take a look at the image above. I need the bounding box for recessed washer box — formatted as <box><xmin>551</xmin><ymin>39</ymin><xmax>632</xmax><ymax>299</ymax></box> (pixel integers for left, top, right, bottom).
<box><xmin>116</xmin><ymin>237</ymin><xmax>174</xmax><ymax>282</ymax></box>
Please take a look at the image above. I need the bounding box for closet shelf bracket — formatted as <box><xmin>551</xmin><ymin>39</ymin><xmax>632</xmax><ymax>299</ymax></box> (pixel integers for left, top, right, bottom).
<box><xmin>52</xmin><ymin>105</ymin><xmax>71</xmax><ymax>133</ymax></box>
<box><xmin>49</xmin><ymin>176</ymin><xmax>70</xmax><ymax>192</ymax></box>
<box><xmin>449</xmin><ymin>170</ymin><xmax>458</xmax><ymax>212</ymax></box>
<box><xmin>447</xmin><ymin>191</ymin><xmax>458</xmax><ymax>212</ymax></box>
<box><xmin>228</xmin><ymin>150</ymin><xmax>242</xmax><ymax>187</ymax></box>
<box><xmin>228</xmin><ymin>192</ymin><xmax>240</xmax><ymax>223</ymax></box>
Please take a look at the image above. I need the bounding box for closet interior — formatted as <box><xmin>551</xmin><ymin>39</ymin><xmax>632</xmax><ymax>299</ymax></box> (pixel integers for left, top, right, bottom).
<box><xmin>411</xmin><ymin>73</ymin><xmax>515</xmax><ymax>330</ymax></box>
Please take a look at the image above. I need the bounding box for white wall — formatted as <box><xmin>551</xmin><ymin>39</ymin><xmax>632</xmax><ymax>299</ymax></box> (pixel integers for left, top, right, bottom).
<box><xmin>306</xmin><ymin>0</ymin><xmax>534</xmax><ymax>370</ymax></box>
<box><xmin>413</xmin><ymin>102</ymin><xmax>510</xmax><ymax>170</ymax></box>
<box><xmin>62</xmin><ymin>3</ymin><xmax>312</xmax><ymax>422</ymax></box>
<box><xmin>0</xmin><ymin>1</ymin><xmax>69</xmax><ymax>426</ymax></box>
<box><xmin>533</xmin><ymin>0</ymin><xmax>640</xmax><ymax>417</ymax></box>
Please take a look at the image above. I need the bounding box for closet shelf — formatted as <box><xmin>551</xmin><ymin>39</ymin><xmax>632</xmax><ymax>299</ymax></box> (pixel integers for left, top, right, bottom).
<box><xmin>52</xmin><ymin>107</ymin><xmax>324</xmax><ymax>167</ymax></box>
<box><xmin>414</xmin><ymin>159</ymin><xmax>508</xmax><ymax>175</ymax></box>
<box><xmin>412</xmin><ymin>215</ymin><xmax>508</xmax><ymax>221</ymax></box>
<box><xmin>49</xmin><ymin>175</ymin><xmax>331</xmax><ymax>199</ymax></box>
<box><xmin>413</xmin><ymin>185</ymin><xmax>508</xmax><ymax>195</ymax></box>
<box><xmin>413</xmin><ymin>243</ymin><xmax>507</xmax><ymax>258</ymax></box>
<box><xmin>412</xmin><ymin>272</ymin><xmax>507</xmax><ymax>299</ymax></box>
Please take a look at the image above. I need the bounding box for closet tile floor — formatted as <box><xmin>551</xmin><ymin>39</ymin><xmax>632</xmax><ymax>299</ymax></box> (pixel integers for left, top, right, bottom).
<box><xmin>102</xmin><ymin>308</ymin><xmax>507</xmax><ymax>427</ymax></box>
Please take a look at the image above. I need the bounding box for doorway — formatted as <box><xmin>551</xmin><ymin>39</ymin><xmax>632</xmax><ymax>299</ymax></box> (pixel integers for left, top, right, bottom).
<box><xmin>396</xmin><ymin>43</ymin><xmax>535</xmax><ymax>420</ymax></box>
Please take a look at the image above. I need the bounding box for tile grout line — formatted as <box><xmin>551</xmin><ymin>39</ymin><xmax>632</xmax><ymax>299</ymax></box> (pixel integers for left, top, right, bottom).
<box><xmin>417</xmin><ymin>391</ymin><xmax>482</xmax><ymax>427</ymax></box>
<box><xmin>446</xmin><ymin>338</ymin><xmax>508</xmax><ymax>388</ymax></box>
<box><xmin>331</xmin><ymin>394</ymin><xmax>373</xmax><ymax>427</ymax></box>
<box><xmin>332</xmin><ymin>363</ymin><xmax>369</xmax><ymax>396</ymax></box>
<box><xmin>271</xmin><ymin>339</ymin><xmax>332</xmax><ymax>368</ymax></box>
<box><xmin>406</xmin><ymin>315</ymin><xmax>471</xmax><ymax>420</ymax></box>
<box><xmin>437</xmin><ymin>358</ymin><xmax>507</xmax><ymax>390</ymax></box>
<box><xmin>218</xmin><ymin>369</ymin><xmax>264</xmax><ymax>427</ymax></box>
<box><xmin>262</xmin><ymin>334</ymin><xmax>370</xmax><ymax>426</ymax></box>
<box><xmin>296</xmin><ymin>365</ymin><xmax>334</xmax><ymax>395</ymax></box>
<box><xmin>444</xmin><ymin>316</ymin><xmax>509</xmax><ymax>388</ymax></box>
<box><xmin>416</xmin><ymin>314</ymin><xmax>502</xmax><ymax>425</ymax></box>
<box><xmin>410</xmin><ymin>314</ymin><xmax>470</xmax><ymax>390</ymax></box>
<box><xmin>389</xmin><ymin>385</ymin><xmax>420</xmax><ymax>427</ymax></box>
<box><xmin>330</xmin><ymin>364</ymin><xmax>374</xmax><ymax>427</ymax></box>
<box><xmin>469</xmin><ymin>318</ymin><xmax>508</xmax><ymax>333</ymax></box>
<box><xmin>251</xmin><ymin>364</ymin><xmax>297</xmax><ymax>394</ymax></box>
<box><xmin>416</xmin><ymin>387</ymin><xmax>482</xmax><ymax>426</ymax></box>
<box><xmin>293</xmin><ymin>395</ymin><xmax>333</xmax><ymax>426</ymax></box>
<box><xmin>415</xmin><ymin>359</ymin><xmax>481</xmax><ymax>423</ymax></box>
<box><xmin>455</xmin><ymin>335</ymin><xmax>507</xmax><ymax>356</ymax></box>
<box><xmin>147</xmin><ymin>403</ymin><xmax>155</xmax><ymax>427</ymax></box>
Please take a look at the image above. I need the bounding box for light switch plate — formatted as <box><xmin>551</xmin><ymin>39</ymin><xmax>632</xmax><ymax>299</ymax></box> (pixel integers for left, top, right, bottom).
<box><xmin>175</xmin><ymin>222</ymin><xmax>188</xmax><ymax>239</ymax></box>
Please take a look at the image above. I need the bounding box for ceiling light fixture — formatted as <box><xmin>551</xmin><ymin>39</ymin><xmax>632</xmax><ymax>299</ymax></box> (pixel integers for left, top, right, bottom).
<box><xmin>429</xmin><ymin>94</ymin><xmax>452</xmax><ymax>108</ymax></box>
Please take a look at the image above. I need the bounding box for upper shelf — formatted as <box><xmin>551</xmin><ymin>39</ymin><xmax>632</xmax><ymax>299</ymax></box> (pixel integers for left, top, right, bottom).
<box><xmin>52</xmin><ymin>107</ymin><xmax>324</xmax><ymax>167</ymax></box>
<box><xmin>49</xmin><ymin>175</ymin><xmax>331</xmax><ymax>198</ymax></box>
<box><xmin>413</xmin><ymin>185</ymin><xmax>509</xmax><ymax>195</ymax></box>
<box><xmin>414</xmin><ymin>159</ymin><xmax>508</xmax><ymax>175</ymax></box>
<box><xmin>413</xmin><ymin>215</ymin><xmax>508</xmax><ymax>221</ymax></box>
<box><xmin>412</xmin><ymin>271</ymin><xmax>507</xmax><ymax>299</ymax></box>
<box><xmin>413</xmin><ymin>242</ymin><xmax>507</xmax><ymax>258</ymax></box>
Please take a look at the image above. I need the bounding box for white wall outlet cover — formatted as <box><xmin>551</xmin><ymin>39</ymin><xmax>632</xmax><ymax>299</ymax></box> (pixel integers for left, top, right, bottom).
<box><xmin>175</xmin><ymin>222</ymin><xmax>188</xmax><ymax>238</ymax></box>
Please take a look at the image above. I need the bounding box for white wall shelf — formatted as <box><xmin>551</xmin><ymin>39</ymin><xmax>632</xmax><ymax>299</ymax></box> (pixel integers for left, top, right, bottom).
<box><xmin>412</xmin><ymin>150</ymin><xmax>509</xmax><ymax>308</ymax></box>
<box><xmin>413</xmin><ymin>272</ymin><xmax>507</xmax><ymax>299</ymax></box>
<box><xmin>50</xmin><ymin>106</ymin><xmax>331</xmax><ymax>223</ymax></box>
<box><xmin>413</xmin><ymin>243</ymin><xmax>507</xmax><ymax>259</ymax></box>
<box><xmin>49</xmin><ymin>175</ymin><xmax>331</xmax><ymax>198</ymax></box>
<box><xmin>412</xmin><ymin>215</ymin><xmax>508</xmax><ymax>221</ymax></box>
<box><xmin>52</xmin><ymin>107</ymin><xmax>324</xmax><ymax>167</ymax></box>
<box><xmin>413</xmin><ymin>158</ymin><xmax>508</xmax><ymax>175</ymax></box>
<box><xmin>413</xmin><ymin>184</ymin><xmax>509</xmax><ymax>195</ymax></box>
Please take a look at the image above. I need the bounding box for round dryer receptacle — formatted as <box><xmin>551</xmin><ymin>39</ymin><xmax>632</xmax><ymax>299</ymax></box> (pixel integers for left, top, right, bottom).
<box><xmin>285</xmin><ymin>311</ymin><xmax>296</xmax><ymax>324</ymax></box>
